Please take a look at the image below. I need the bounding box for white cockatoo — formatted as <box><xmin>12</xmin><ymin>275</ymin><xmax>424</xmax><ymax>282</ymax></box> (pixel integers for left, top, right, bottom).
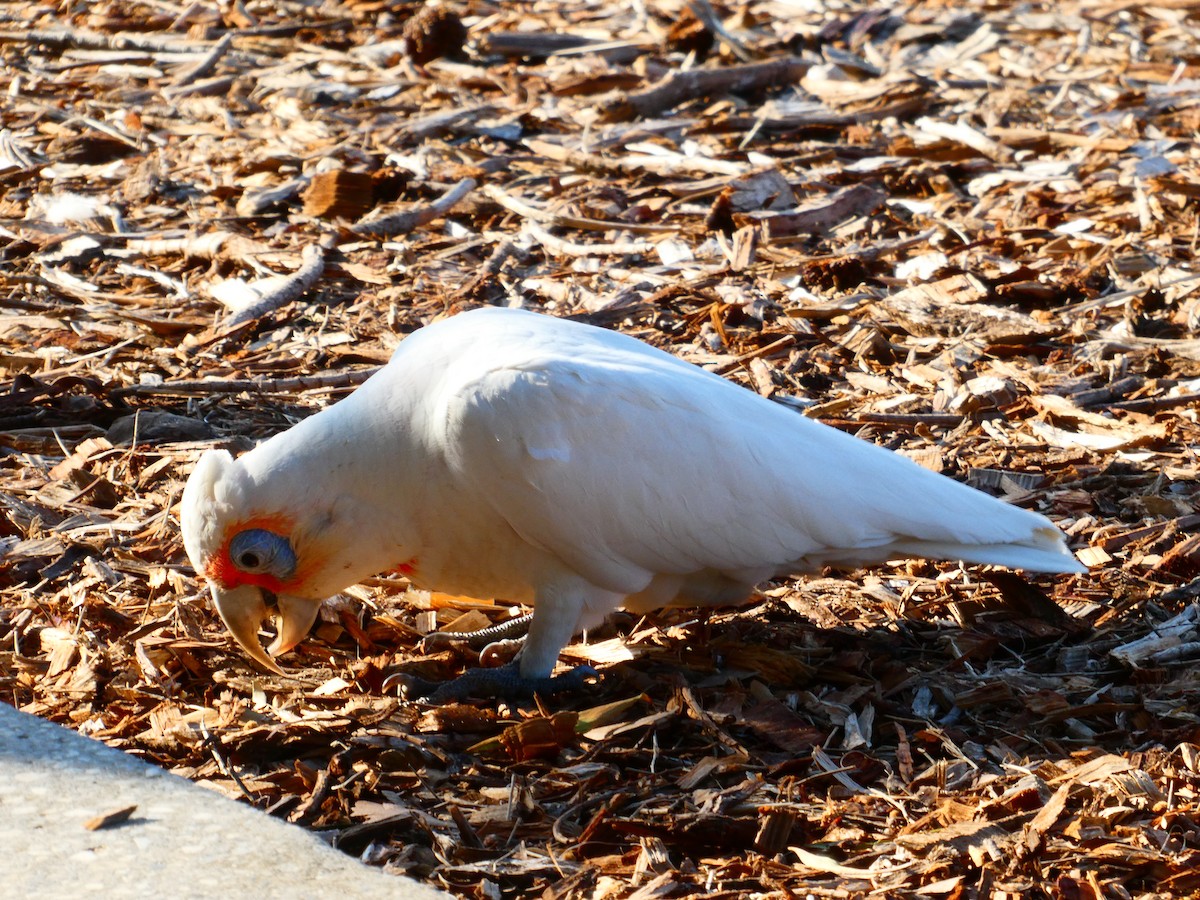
<box><xmin>181</xmin><ymin>307</ymin><xmax>1084</xmax><ymax>699</ymax></box>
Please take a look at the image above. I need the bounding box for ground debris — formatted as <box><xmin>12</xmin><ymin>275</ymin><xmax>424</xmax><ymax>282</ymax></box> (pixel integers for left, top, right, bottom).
<box><xmin>2</xmin><ymin>0</ymin><xmax>1200</xmax><ymax>897</ymax></box>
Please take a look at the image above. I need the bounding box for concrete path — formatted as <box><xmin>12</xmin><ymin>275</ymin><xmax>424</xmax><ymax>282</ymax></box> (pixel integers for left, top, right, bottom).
<box><xmin>0</xmin><ymin>702</ymin><xmax>445</xmax><ymax>899</ymax></box>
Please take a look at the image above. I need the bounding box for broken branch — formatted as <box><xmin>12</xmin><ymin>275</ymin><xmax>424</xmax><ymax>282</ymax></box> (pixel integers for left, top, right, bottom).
<box><xmin>526</xmin><ymin>223</ymin><xmax>655</xmax><ymax>258</ymax></box>
<box><xmin>111</xmin><ymin>368</ymin><xmax>379</xmax><ymax>399</ymax></box>
<box><xmin>482</xmin><ymin>183</ymin><xmax>676</xmax><ymax>234</ymax></box>
<box><xmin>226</xmin><ymin>243</ymin><xmax>327</xmax><ymax>326</ymax></box>
<box><xmin>597</xmin><ymin>57</ymin><xmax>812</xmax><ymax>122</ymax></box>
<box><xmin>351</xmin><ymin>178</ymin><xmax>476</xmax><ymax>237</ymax></box>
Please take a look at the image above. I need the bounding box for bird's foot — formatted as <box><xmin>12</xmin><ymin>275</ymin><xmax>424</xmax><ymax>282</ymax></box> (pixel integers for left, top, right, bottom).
<box><xmin>421</xmin><ymin>612</ymin><xmax>532</xmax><ymax>667</ymax></box>
<box><xmin>422</xmin><ymin>613</ymin><xmax>532</xmax><ymax>654</ymax></box>
<box><xmin>392</xmin><ymin>661</ymin><xmax>599</xmax><ymax>703</ymax></box>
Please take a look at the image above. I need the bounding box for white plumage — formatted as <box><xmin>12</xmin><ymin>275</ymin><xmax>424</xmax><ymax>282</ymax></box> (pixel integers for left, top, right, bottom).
<box><xmin>181</xmin><ymin>307</ymin><xmax>1084</xmax><ymax>694</ymax></box>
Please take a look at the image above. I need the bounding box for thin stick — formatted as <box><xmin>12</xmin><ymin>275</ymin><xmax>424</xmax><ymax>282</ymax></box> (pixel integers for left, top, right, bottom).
<box><xmin>526</xmin><ymin>223</ymin><xmax>654</xmax><ymax>257</ymax></box>
<box><xmin>525</xmin><ymin>138</ymin><xmax>746</xmax><ymax>178</ymax></box>
<box><xmin>482</xmin><ymin>183</ymin><xmax>676</xmax><ymax>234</ymax></box>
<box><xmin>1108</xmin><ymin>391</ymin><xmax>1200</xmax><ymax>413</ymax></box>
<box><xmin>226</xmin><ymin>243</ymin><xmax>326</xmax><ymax>326</ymax></box>
<box><xmin>351</xmin><ymin>178</ymin><xmax>476</xmax><ymax>237</ymax></box>
<box><xmin>0</xmin><ymin>28</ymin><xmax>207</xmax><ymax>53</ymax></box>
<box><xmin>167</xmin><ymin>32</ymin><xmax>233</xmax><ymax>89</ymax></box>
<box><xmin>111</xmin><ymin>368</ymin><xmax>380</xmax><ymax>399</ymax></box>
<box><xmin>687</xmin><ymin>0</ymin><xmax>751</xmax><ymax>62</ymax></box>
<box><xmin>125</xmin><ymin>231</ymin><xmax>263</xmax><ymax>260</ymax></box>
<box><xmin>598</xmin><ymin>57</ymin><xmax>812</xmax><ymax>122</ymax></box>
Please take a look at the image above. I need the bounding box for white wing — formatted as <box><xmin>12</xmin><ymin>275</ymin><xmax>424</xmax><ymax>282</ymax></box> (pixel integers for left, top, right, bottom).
<box><xmin>435</xmin><ymin>311</ymin><xmax>1082</xmax><ymax>600</ymax></box>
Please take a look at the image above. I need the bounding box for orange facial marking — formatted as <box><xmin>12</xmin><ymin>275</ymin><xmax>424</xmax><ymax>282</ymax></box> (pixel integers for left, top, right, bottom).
<box><xmin>204</xmin><ymin>514</ymin><xmax>313</xmax><ymax>593</ymax></box>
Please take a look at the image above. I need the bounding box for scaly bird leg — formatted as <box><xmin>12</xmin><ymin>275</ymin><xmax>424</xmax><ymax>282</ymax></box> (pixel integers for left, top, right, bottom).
<box><xmin>397</xmin><ymin>583</ymin><xmax>601</xmax><ymax>703</ymax></box>
<box><xmin>421</xmin><ymin>612</ymin><xmax>533</xmax><ymax>666</ymax></box>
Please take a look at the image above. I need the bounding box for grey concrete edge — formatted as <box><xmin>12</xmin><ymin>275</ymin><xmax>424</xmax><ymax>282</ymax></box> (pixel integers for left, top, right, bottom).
<box><xmin>0</xmin><ymin>702</ymin><xmax>447</xmax><ymax>900</ymax></box>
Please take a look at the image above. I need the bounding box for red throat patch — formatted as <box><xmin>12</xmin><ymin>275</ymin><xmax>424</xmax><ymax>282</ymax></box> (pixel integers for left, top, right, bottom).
<box><xmin>390</xmin><ymin>559</ymin><xmax>419</xmax><ymax>577</ymax></box>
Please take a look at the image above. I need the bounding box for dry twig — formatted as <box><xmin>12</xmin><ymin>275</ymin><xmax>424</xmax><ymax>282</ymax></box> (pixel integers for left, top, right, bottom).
<box><xmin>597</xmin><ymin>57</ymin><xmax>812</xmax><ymax>121</ymax></box>
<box><xmin>525</xmin><ymin>222</ymin><xmax>655</xmax><ymax>258</ymax></box>
<box><xmin>351</xmin><ymin>178</ymin><xmax>477</xmax><ymax>237</ymax></box>
<box><xmin>482</xmin><ymin>183</ymin><xmax>677</xmax><ymax>233</ymax></box>
<box><xmin>111</xmin><ymin>368</ymin><xmax>378</xmax><ymax>399</ymax></box>
<box><xmin>226</xmin><ymin>243</ymin><xmax>328</xmax><ymax>326</ymax></box>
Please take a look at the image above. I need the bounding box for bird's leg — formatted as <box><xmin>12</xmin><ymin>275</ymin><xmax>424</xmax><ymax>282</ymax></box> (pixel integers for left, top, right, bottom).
<box><xmin>398</xmin><ymin>585</ymin><xmax>599</xmax><ymax>702</ymax></box>
<box><xmin>421</xmin><ymin>612</ymin><xmax>533</xmax><ymax>666</ymax></box>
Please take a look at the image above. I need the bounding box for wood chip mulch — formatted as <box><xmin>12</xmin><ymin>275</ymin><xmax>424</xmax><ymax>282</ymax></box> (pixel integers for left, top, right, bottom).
<box><xmin>2</xmin><ymin>1</ymin><xmax>1200</xmax><ymax>897</ymax></box>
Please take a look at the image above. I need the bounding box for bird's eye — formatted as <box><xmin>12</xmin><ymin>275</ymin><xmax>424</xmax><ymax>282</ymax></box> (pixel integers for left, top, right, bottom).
<box><xmin>228</xmin><ymin>529</ymin><xmax>296</xmax><ymax>579</ymax></box>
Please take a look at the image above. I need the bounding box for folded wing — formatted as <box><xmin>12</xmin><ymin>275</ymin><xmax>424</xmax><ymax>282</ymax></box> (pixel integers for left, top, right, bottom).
<box><xmin>438</xmin><ymin>327</ymin><xmax>1083</xmax><ymax>598</ymax></box>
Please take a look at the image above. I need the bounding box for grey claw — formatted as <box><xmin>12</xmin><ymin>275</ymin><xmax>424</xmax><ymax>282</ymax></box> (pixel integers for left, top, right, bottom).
<box><xmin>382</xmin><ymin>671</ymin><xmax>439</xmax><ymax>699</ymax></box>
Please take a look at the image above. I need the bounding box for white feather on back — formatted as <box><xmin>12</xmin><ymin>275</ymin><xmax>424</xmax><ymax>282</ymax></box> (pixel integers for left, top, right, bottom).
<box><xmin>426</xmin><ymin>308</ymin><xmax>1083</xmax><ymax>596</ymax></box>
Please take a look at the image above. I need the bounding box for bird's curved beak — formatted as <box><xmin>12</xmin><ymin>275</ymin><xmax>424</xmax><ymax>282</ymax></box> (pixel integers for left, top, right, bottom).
<box><xmin>209</xmin><ymin>585</ymin><xmax>321</xmax><ymax>675</ymax></box>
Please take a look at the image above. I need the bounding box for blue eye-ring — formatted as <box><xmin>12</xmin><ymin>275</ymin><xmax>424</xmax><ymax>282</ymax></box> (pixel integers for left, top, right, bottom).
<box><xmin>228</xmin><ymin>529</ymin><xmax>296</xmax><ymax>578</ymax></box>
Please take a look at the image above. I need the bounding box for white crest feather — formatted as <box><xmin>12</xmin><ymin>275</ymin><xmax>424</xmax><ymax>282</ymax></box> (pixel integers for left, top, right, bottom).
<box><xmin>180</xmin><ymin>449</ymin><xmax>243</xmax><ymax>571</ymax></box>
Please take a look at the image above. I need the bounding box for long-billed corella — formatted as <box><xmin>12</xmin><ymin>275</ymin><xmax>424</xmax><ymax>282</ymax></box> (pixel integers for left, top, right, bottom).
<box><xmin>181</xmin><ymin>307</ymin><xmax>1084</xmax><ymax>699</ymax></box>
